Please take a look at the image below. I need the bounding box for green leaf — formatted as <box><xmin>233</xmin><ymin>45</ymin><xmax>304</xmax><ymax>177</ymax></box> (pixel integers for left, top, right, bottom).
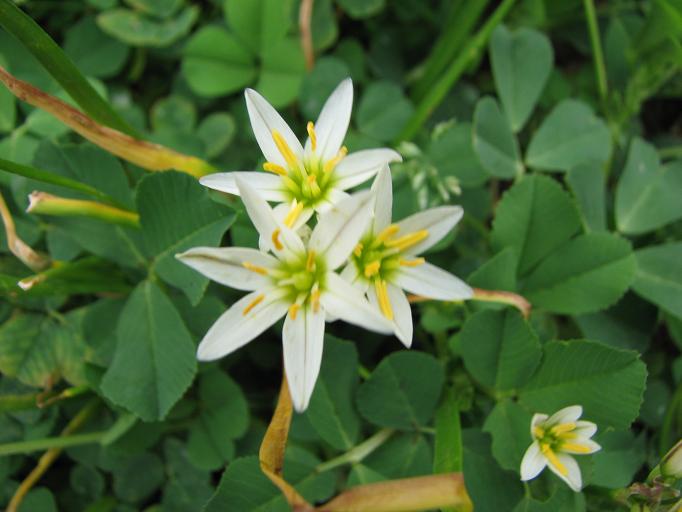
<box><xmin>197</xmin><ymin>113</ymin><xmax>236</xmax><ymax>159</ymax></box>
<box><xmin>182</xmin><ymin>26</ymin><xmax>255</xmax><ymax>98</ymax></box>
<box><xmin>112</xmin><ymin>452</ymin><xmax>165</xmax><ymax>503</ymax></box>
<box><xmin>356</xmin><ymin>351</ymin><xmax>444</xmax><ymax>430</ymax></box>
<box><xmin>356</xmin><ymin>81</ymin><xmax>414</xmax><ymax>142</ymax></box>
<box><xmin>591</xmin><ymin>430</ymin><xmax>646</xmax><ymax>488</ymax></box>
<box><xmin>256</xmin><ymin>37</ymin><xmax>306</xmax><ymax>108</ymax></box>
<box><xmin>519</xmin><ymin>339</ymin><xmax>647</xmax><ymax>430</ymax></box>
<box><xmin>151</xmin><ymin>95</ymin><xmax>196</xmax><ymax>133</ymax></box>
<box><xmin>433</xmin><ymin>387</ymin><xmax>463</xmax><ymax>476</ymax></box>
<box><xmin>298</xmin><ymin>56</ymin><xmax>350</xmax><ymax>120</ymax></box>
<box><xmin>467</xmin><ymin>247</ymin><xmax>518</xmax><ymax>292</ymax></box>
<box><xmin>305</xmin><ymin>336</ymin><xmax>360</xmax><ymax>450</ymax></box>
<box><xmin>0</xmin><ymin>55</ymin><xmax>15</xmax><ymax>133</ymax></box>
<box><xmin>490</xmin><ymin>175</ymin><xmax>581</xmax><ymax>276</ymax></box>
<box><xmin>428</xmin><ymin>122</ymin><xmax>488</xmax><ymax>188</ymax></box>
<box><xmin>566</xmin><ymin>163</ymin><xmax>607</xmax><ymax>232</ymax></box>
<box><xmin>364</xmin><ymin>433</ymin><xmax>432</xmax><ymax>478</ymax></box>
<box><xmin>97</xmin><ymin>6</ymin><xmax>198</xmax><ymax>47</ymax></box>
<box><xmin>224</xmin><ymin>0</ymin><xmax>293</xmax><ymax>55</ymax></box>
<box><xmin>472</xmin><ymin>96</ymin><xmax>523</xmax><ymax>178</ymax></box>
<box><xmin>490</xmin><ymin>25</ymin><xmax>553</xmax><ymax>132</ymax></box>
<box><xmin>522</xmin><ymin>232</ymin><xmax>636</xmax><ymax>315</ymax></box>
<box><xmin>615</xmin><ymin>137</ymin><xmax>682</xmax><ymax>234</ymax></box>
<box><xmin>525</xmin><ymin>99</ymin><xmax>612</xmax><ymax>172</ymax></box>
<box><xmin>125</xmin><ymin>0</ymin><xmax>182</xmax><ymax>18</ymax></box>
<box><xmin>63</xmin><ymin>16</ymin><xmax>128</xmax><ymax>79</ymax></box>
<box><xmin>460</xmin><ymin>309</ymin><xmax>541</xmax><ymax>391</ymax></box>
<box><xmin>632</xmin><ymin>242</ymin><xmax>682</xmax><ymax>319</ymax></box>
<box><xmin>512</xmin><ymin>487</ymin><xmax>586</xmax><ymax>512</ymax></box>
<box><xmin>100</xmin><ymin>280</ymin><xmax>197</xmax><ymax>421</ymax></box>
<box><xmin>162</xmin><ymin>438</ymin><xmax>213</xmax><ymax>512</ymax></box>
<box><xmin>483</xmin><ymin>399</ymin><xmax>532</xmax><ymax>471</ymax></box>
<box><xmin>337</xmin><ymin>0</ymin><xmax>385</xmax><ymax>19</ymax></box>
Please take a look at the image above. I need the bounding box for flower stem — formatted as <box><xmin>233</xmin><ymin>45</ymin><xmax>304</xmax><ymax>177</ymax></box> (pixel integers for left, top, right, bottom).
<box><xmin>27</xmin><ymin>191</ymin><xmax>140</xmax><ymax>228</ymax></box>
<box><xmin>0</xmin><ymin>385</ymin><xmax>90</xmax><ymax>413</ymax></box>
<box><xmin>583</xmin><ymin>0</ymin><xmax>608</xmax><ymax>104</ymax></box>
<box><xmin>299</xmin><ymin>0</ymin><xmax>315</xmax><ymax>70</ymax></box>
<box><xmin>0</xmin><ymin>190</ymin><xmax>51</xmax><ymax>271</ymax></box>
<box><xmin>316</xmin><ymin>428</ymin><xmax>395</xmax><ymax>473</ymax></box>
<box><xmin>471</xmin><ymin>287</ymin><xmax>531</xmax><ymax>318</ymax></box>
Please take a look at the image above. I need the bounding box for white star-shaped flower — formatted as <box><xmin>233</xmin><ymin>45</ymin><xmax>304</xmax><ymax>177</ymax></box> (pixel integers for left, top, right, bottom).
<box><xmin>520</xmin><ymin>405</ymin><xmax>601</xmax><ymax>492</ymax></box>
<box><xmin>176</xmin><ymin>178</ymin><xmax>392</xmax><ymax>412</ymax></box>
<box><xmin>341</xmin><ymin>165</ymin><xmax>473</xmax><ymax>347</ymax></box>
<box><xmin>200</xmin><ymin>79</ymin><xmax>402</xmax><ymax>230</ymax></box>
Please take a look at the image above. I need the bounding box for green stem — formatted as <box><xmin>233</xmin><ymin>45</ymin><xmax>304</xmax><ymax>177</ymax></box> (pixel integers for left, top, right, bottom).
<box><xmin>0</xmin><ymin>385</ymin><xmax>90</xmax><ymax>412</ymax></box>
<box><xmin>660</xmin><ymin>380</ymin><xmax>682</xmax><ymax>456</ymax></box>
<box><xmin>0</xmin><ymin>432</ymin><xmax>106</xmax><ymax>457</ymax></box>
<box><xmin>583</xmin><ymin>0</ymin><xmax>608</xmax><ymax>104</ymax></box>
<box><xmin>398</xmin><ymin>0</ymin><xmax>516</xmax><ymax>142</ymax></box>
<box><xmin>659</xmin><ymin>145</ymin><xmax>682</xmax><ymax>160</ymax></box>
<box><xmin>27</xmin><ymin>192</ymin><xmax>140</xmax><ymax>228</ymax></box>
<box><xmin>316</xmin><ymin>429</ymin><xmax>395</xmax><ymax>473</ymax></box>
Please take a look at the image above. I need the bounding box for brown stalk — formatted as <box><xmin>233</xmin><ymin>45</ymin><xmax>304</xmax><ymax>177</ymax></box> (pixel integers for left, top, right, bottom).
<box><xmin>299</xmin><ymin>0</ymin><xmax>315</xmax><ymax>70</ymax></box>
<box><xmin>0</xmin><ymin>190</ymin><xmax>51</xmax><ymax>271</ymax></box>
<box><xmin>408</xmin><ymin>287</ymin><xmax>532</xmax><ymax>318</ymax></box>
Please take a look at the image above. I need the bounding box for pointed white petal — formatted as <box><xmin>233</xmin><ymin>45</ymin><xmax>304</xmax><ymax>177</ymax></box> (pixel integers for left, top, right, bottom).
<box><xmin>395</xmin><ymin>263</ymin><xmax>473</xmax><ymax>301</ymax></box>
<box><xmin>547</xmin><ymin>405</ymin><xmax>583</xmax><ymax>427</ymax></box>
<box><xmin>335</xmin><ymin>148</ymin><xmax>402</xmax><ymax>191</ymax></box>
<box><xmin>396</xmin><ymin>206</ymin><xmax>464</xmax><ymax>256</ymax></box>
<box><xmin>176</xmin><ymin>247</ymin><xmax>276</xmax><ymax>291</ymax></box>
<box><xmin>283</xmin><ymin>306</ymin><xmax>326</xmax><ymax>412</ymax></box>
<box><xmin>236</xmin><ymin>177</ymin><xmax>304</xmax><ymax>256</ymax></box>
<box><xmin>199</xmin><ymin>172</ymin><xmax>287</xmax><ymax>202</ymax></box>
<box><xmin>320</xmin><ymin>272</ymin><xmax>393</xmax><ymax>334</ymax></box>
<box><xmin>272</xmin><ymin>202</ymin><xmax>315</xmax><ymax>232</ymax></box>
<box><xmin>573</xmin><ymin>421</ymin><xmax>597</xmax><ymax>439</ymax></box>
<box><xmin>531</xmin><ymin>413</ymin><xmax>549</xmax><ymax>437</ymax></box>
<box><xmin>317</xmin><ymin>189</ymin><xmax>352</xmax><ymax>213</ymax></box>
<box><xmin>520</xmin><ymin>442</ymin><xmax>547</xmax><ymax>481</ymax></box>
<box><xmin>371</xmin><ymin>164</ymin><xmax>393</xmax><ymax>233</ymax></box>
<box><xmin>196</xmin><ymin>289</ymin><xmax>288</xmax><ymax>361</ymax></box>
<box><xmin>245</xmin><ymin>88</ymin><xmax>303</xmax><ymax>168</ymax></box>
<box><xmin>561</xmin><ymin>439</ymin><xmax>601</xmax><ymax>455</ymax></box>
<box><xmin>367</xmin><ymin>283</ymin><xmax>413</xmax><ymax>347</ymax></box>
<box><xmin>310</xmin><ymin>191</ymin><xmax>373</xmax><ymax>269</ymax></box>
<box><xmin>548</xmin><ymin>453</ymin><xmax>582</xmax><ymax>492</ymax></box>
<box><xmin>306</xmin><ymin>78</ymin><xmax>353</xmax><ymax>161</ymax></box>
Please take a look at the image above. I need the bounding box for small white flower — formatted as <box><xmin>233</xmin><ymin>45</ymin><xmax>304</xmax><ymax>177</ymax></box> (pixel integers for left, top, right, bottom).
<box><xmin>176</xmin><ymin>178</ymin><xmax>392</xmax><ymax>412</ymax></box>
<box><xmin>200</xmin><ymin>79</ymin><xmax>402</xmax><ymax>230</ymax></box>
<box><xmin>520</xmin><ymin>405</ymin><xmax>601</xmax><ymax>492</ymax></box>
<box><xmin>341</xmin><ymin>165</ymin><xmax>472</xmax><ymax>347</ymax></box>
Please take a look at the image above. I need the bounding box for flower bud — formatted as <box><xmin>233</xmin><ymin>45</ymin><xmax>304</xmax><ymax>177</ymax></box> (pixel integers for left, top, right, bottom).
<box><xmin>661</xmin><ymin>439</ymin><xmax>682</xmax><ymax>479</ymax></box>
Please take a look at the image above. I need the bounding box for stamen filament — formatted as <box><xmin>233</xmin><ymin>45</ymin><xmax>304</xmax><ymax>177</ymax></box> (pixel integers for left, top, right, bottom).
<box><xmin>310</xmin><ymin>284</ymin><xmax>321</xmax><ymax>313</ymax></box>
<box><xmin>323</xmin><ymin>146</ymin><xmax>348</xmax><ymax>173</ymax></box>
<box><xmin>399</xmin><ymin>257</ymin><xmax>425</xmax><ymax>267</ymax></box>
<box><xmin>353</xmin><ymin>243</ymin><xmax>364</xmax><ymax>257</ymax></box>
<box><xmin>307</xmin><ymin>121</ymin><xmax>317</xmax><ymax>152</ymax></box>
<box><xmin>551</xmin><ymin>423</ymin><xmax>576</xmax><ymax>435</ymax></box>
<box><xmin>540</xmin><ymin>443</ymin><xmax>568</xmax><ymax>476</ymax></box>
<box><xmin>242</xmin><ymin>262</ymin><xmax>268</xmax><ymax>275</ymax></box>
<box><xmin>242</xmin><ymin>294</ymin><xmax>265</xmax><ymax>315</ymax></box>
<box><xmin>272</xmin><ymin>130</ymin><xmax>299</xmax><ymax>169</ymax></box>
<box><xmin>561</xmin><ymin>443</ymin><xmax>592</xmax><ymax>453</ymax></box>
<box><xmin>307</xmin><ymin>174</ymin><xmax>321</xmax><ymax>196</ymax></box>
<box><xmin>533</xmin><ymin>426</ymin><xmax>545</xmax><ymax>439</ymax></box>
<box><xmin>289</xmin><ymin>303</ymin><xmax>300</xmax><ymax>320</ymax></box>
<box><xmin>263</xmin><ymin>162</ymin><xmax>287</xmax><ymax>176</ymax></box>
<box><xmin>374</xmin><ymin>279</ymin><xmax>393</xmax><ymax>320</ymax></box>
<box><xmin>364</xmin><ymin>260</ymin><xmax>381</xmax><ymax>278</ymax></box>
<box><xmin>384</xmin><ymin>230</ymin><xmax>429</xmax><ymax>251</ymax></box>
<box><xmin>283</xmin><ymin>200</ymin><xmax>304</xmax><ymax>228</ymax></box>
<box><xmin>271</xmin><ymin>229</ymin><xmax>283</xmax><ymax>251</ymax></box>
<box><xmin>306</xmin><ymin>250</ymin><xmax>316</xmax><ymax>272</ymax></box>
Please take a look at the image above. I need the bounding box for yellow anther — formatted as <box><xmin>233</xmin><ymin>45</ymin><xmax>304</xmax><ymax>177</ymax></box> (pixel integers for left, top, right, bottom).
<box><xmin>307</xmin><ymin>121</ymin><xmax>317</xmax><ymax>152</ymax></box>
<box><xmin>272</xmin><ymin>130</ymin><xmax>299</xmax><ymax>169</ymax></box>
<box><xmin>283</xmin><ymin>200</ymin><xmax>304</xmax><ymax>228</ymax></box>
<box><xmin>323</xmin><ymin>146</ymin><xmax>348</xmax><ymax>173</ymax></box>
<box><xmin>399</xmin><ymin>257</ymin><xmax>425</xmax><ymax>267</ymax></box>
<box><xmin>242</xmin><ymin>294</ymin><xmax>265</xmax><ymax>315</ymax></box>
<box><xmin>310</xmin><ymin>287</ymin><xmax>321</xmax><ymax>313</ymax></box>
<box><xmin>374</xmin><ymin>279</ymin><xmax>393</xmax><ymax>320</ymax></box>
<box><xmin>373</xmin><ymin>224</ymin><xmax>400</xmax><ymax>246</ymax></box>
<box><xmin>561</xmin><ymin>443</ymin><xmax>592</xmax><ymax>454</ymax></box>
<box><xmin>271</xmin><ymin>229</ymin><xmax>283</xmax><ymax>251</ymax></box>
<box><xmin>353</xmin><ymin>243</ymin><xmax>364</xmax><ymax>257</ymax></box>
<box><xmin>551</xmin><ymin>423</ymin><xmax>576</xmax><ymax>435</ymax></box>
<box><xmin>242</xmin><ymin>262</ymin><xmax>268</xmax><ymax>275</ymax></box>
<box><xmin>306</xmin><ymin>250</ymin><xmax>316</xmax><ymax>272</ymax></box>
<box><xmin>540</xmin><ymin>443</ymin><xmax>568</xmax><ymax>476</ymax></box>
<box><xmin>364</xmin><ymin>260</ymin><xmax>381</xmax><ymax>278</ymax></box>
<box><xmin>385</xmin><ymin>230</ymin><xmax>429</xmax><ymax>251</ymax></box>
<box><xmin>289</xmin><ymin>303</ymin><xmax>300</xmax><ymax>320</ymax></box>
<box><xmin>533</xmin><ymin>426</ymin><xmax>545</xmax><ymax>439</ymax></box>
<box><xmin>263</xmin><ymin>162</ymin><xmax>288</xmax><ymax>176</ymax></box>
<box><xmin>307</xmin><ymin>174</ymin><xmax>317</xmax><ymax>184</ymax></box>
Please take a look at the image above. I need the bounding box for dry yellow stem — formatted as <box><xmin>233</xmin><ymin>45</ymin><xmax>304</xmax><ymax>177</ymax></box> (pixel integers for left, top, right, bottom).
<box><xmin>0</xmin><ymin>191</ymin><xmax>51</xmax><ymax>272</ymax></box>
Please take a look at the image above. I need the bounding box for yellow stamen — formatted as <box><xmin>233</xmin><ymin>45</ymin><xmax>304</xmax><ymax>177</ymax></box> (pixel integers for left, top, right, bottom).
<box><xmin>307</xmin><ymin>174</ymin><xmax>317</xmax><ymax>184</ymax></box>
<box><xmin>323</xmin><ymin>146</ymin><xmax>348</xmax><ymax>173</ymax></box>
<box><xmin>272</xmin><ymin>130</ymin><xmax>298</xmax><ymax>169</ymax></box>
<box><xmin>242</xmin><ymin>294</ymin><xmax>265</xmax><ymax>315</ymax></box>
<box><xmin>558</xmin><ymin>432</ymin><xmax>577</xmax><ymax>440</ymax></box>
<box><xmin>306</xmin><ymin>250</ymin><xmax>316</xmax><ymax>272</ymax></box>
<box><xmin>353</xmin><ymin>243</ymin><xmax>364</xmax><ymax>257</ymax></box>
<box><xmin>289</xmin><ymin>303</ymin><xmax>300</xmax><ymax>320</ymax></box>
<box><xmin>283</xmin><ymin>200</ymin><xmax>304</xmax><ymax>228</ymax></box>
<box><xmin>310</xmin><ymin>288</ymin><xmax>321</xmax><ymax>313</ymax></box>
<box><xmin>533</xmin><ymin>426</ymin><xmax>545</xmax><ymax>439</ymax></box>
<box><xmin>373</xmin><ymin>224</ymin><xmax>400</xmax><ymax>246</ymax></box>
<box><xmin>364</xmin><ymin>260</ymin><xmax>381</xmax><ymax>278</ymax></box>
<box><xmin>374</xmin><ymin>279</ymin><xmax>393</xmax><ymax>320</ymax></box>
<box><xmin>399</xmin><ymin>257</ymin><xmax>425</xmax><ymax>267</ymax></box>
<box><xmin>551</xmin><ymin>423</ymin><xmax>576</xmax><ymax>435</ymax></box>
<box><xmin>385</xmin><ymin>230</ymin><xmax>429</xmax><ymax>251</ymax></box>
<box><xmin>271</xmin><ymin>229</ymin><xmax>283</xmax><ymax>251</ymax></box>
<box><xmin>541</xmin><ymin>443</ymin><xmax>568</xmax><ymax>476</ymax></box>
<box><xmin>561</xmin><ymin>443</ymin><xmax>592</xmax><ymax>453</ymax></box>
<box><xmin>263</xmin><ymin>162</ymin><xmax>287</xmax><ymax>176</ymax></box>
<box><xmin>242</xmin><ymin>262</ymin><xmax>268</xmax><ymax>275</ymax></box>
<box><xmin>307</xmin><ymin>121</ymin><xmax>317</xmax><ymax>152</ymax></box>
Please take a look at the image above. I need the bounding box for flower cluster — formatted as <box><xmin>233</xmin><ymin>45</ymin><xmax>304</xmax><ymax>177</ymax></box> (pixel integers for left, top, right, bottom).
<box><xmin>177</xmin><ymin>79</ymin><xmax>472</xmax><ymax>412</ymax></box>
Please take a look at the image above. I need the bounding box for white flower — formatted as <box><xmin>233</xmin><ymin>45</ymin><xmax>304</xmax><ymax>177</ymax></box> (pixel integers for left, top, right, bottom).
<box><xmin>341</xmin><ymin>165</ymin><xmax>472</xmax><ymax>347</ymax></box>
<box><xmin>520</xmin><ymin>405</ymin><xmax>601</xmax><ymax>492</ymax></box>
<box><xmin>199</xmin><ymin>78</ymin><xmax>402</xmax><ymax>230</ymax></box>
<box><xmin>176</xmin><ymin>178</ymin><xmax>392</xmax><ymax>412</ymax></box>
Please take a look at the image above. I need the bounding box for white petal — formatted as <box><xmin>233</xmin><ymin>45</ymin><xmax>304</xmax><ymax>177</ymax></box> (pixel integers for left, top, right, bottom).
<box><xmin>310</xmin><ymin>191</ymin><xmax>373</xmax><ymax>269</ymax></box>
<box><xmin>520</xmin><ymin>442</ymin><xmax>547</xmax><ymax>481</ymax></box>
<box><xmin>283</xmin><ymin>306</ymin><xmax>326</xmax><ymax>412</ymax></box>
<box><xmin>371</xmin><ymin>164</ymin><xmax>393</xmax><ymax>233</ymax></box>
<box><xmin>176</xmin><ymin>247</ymin><xmax>276</xmax><ymax>291</ymax></box>
<box><xmin>547</xmin><ymin>405</ymin><xmax>583</xmax><ymax>427</ymax></box>
<box><xmin>320</xmin><ymin>272</ymin><xmax>393</xmax><ymax>334</ymax></box>
<box><xmin>548</xmin><ymin>453</ymin><xmax>582</xmax><ymax>492</ymax></box>
<box><xmin>199</xmin><ymin>172</ymin><xmax>288</xmax><ymax>202</ymax></box>
<box><xmin>272</xmin><ymin>202</ymin><xmax>315</xmax><ymax>231</ymax></box>
<box><xmin>335</xmin><ymin>148</ymin><xmax>402</xmax><ymax>191</ymax></box>
<box><xmin>307</xmin><ymin>78</ymin><xmax>353</xmax><ymax>161</ymax></box>
<box><xmin>531</xmin><ymin>413</ymin><xmax>549</xmax><ymax>437</ymax></box>
<box><xmin>245</xmin><ymin>88</ymin><xmax>303</xmax><ymax>168</ymax></box>
<box><xmin>561</xmin><ymin>439</ymin><xmax>601</xmax><ymax>455</ymax></box>
<box><xmin>196</xmin><ymin>289</ymin><xmax>288</xmax><ymax>361</ymax></box>
<box><xmin>394</xmin><ymin>263</ymin><xmax>473</xmax><ymax>301</ymax></box>
<box><xmin>367</xmin><ymin>283</ymin><xmax>413</xmax><ymax>347</ymax></box>
<box><xmin>236</xmin><ymin>177</ymin><xmax>304</xmax><ymax>256</ymax></box>
<box><xmin>573</xmin><ymin>420</ymin><xmax>597</xmax><ymax>439</ymax></box>
<box><xmin>317</xmin><ymin>189</ymin><xmax>352</xmax><ymax>213</ymax></box>
<box><xmin>396</xmin><ymin>206</ymin><xmax>464</xmax><ymax>256</ymax></box>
